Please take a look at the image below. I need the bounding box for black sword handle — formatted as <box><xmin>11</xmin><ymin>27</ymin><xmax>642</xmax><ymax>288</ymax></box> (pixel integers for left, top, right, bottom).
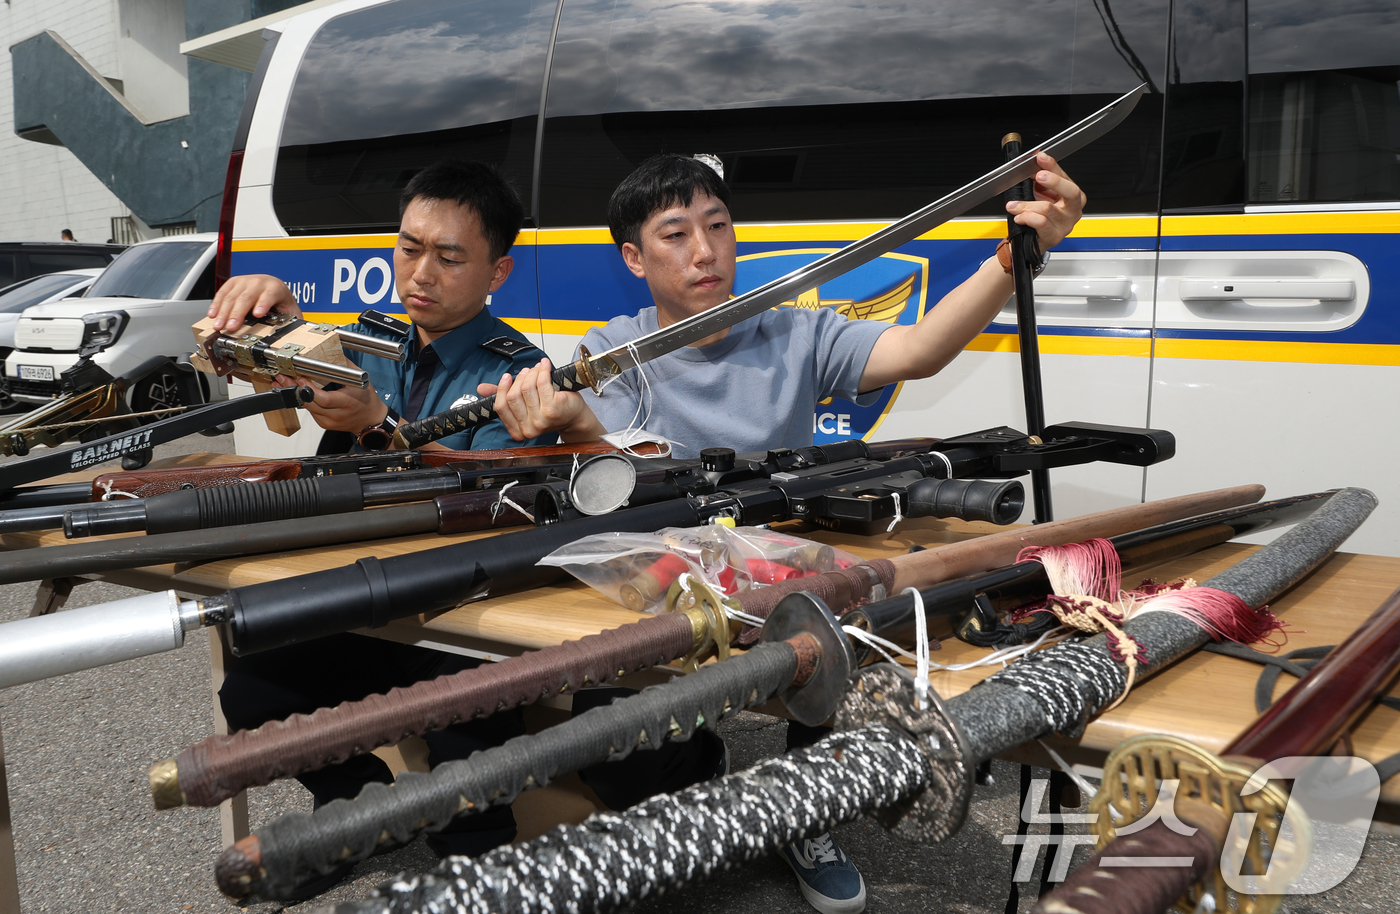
<box><xmin>393</xmin><ymin>359</ymin><xmax>589</xmax><ymax>449</ymax></box>
<box><xmin>1003</xmin><ymin>131</ymin><xmax>1053</xmax><ymax>523</ymax></box>
<box><xmin>0</xmin><ymin>386</ymin><xmax>313</xmax><ymax>493</ymax></box>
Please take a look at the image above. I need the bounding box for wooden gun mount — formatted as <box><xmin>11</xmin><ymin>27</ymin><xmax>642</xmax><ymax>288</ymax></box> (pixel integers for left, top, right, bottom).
<box><xmin>190</xmin><ymin>313</ymin><xmax>377</xmax><ymax>437</ymax></box>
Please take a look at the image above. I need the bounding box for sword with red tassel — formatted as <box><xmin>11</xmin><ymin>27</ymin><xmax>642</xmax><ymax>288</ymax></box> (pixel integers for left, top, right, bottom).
<box><xmin>1031</xmin><ymin>581</ymin><xmax>1400</xmax><ymax>914</ymax></box>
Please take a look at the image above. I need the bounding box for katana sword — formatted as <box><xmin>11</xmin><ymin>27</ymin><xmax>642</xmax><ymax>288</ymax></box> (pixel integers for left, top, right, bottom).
<box><xmin>393</xmin><ymin>84</ymin><xmax>1149</xmax><ymax>449</ymax></box>
<box><xmin>223</xmin><ymin>487</ymin><xmax>1372</xmax><ymax>904</ymax></box>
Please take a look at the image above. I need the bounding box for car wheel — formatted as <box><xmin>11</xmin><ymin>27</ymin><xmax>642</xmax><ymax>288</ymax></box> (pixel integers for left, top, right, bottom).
<box><xmin>130</xmin><ymin>367</ymin><xmax>208</xmax><ymax>422</ymax></box>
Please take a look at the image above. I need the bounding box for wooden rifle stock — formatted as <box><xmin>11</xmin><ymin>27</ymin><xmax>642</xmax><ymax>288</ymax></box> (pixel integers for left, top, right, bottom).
<box><xmin>89</xmin><ymin>462</ymin><xmax>303</xmax><ymax>500</ymax></box>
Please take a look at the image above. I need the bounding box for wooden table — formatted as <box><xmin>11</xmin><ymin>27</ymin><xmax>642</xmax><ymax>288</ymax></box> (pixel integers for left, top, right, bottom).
<box><xmin>3</xmin><ymin>454</ymin><xmax>1400</xmax><ymax>912</ymax></box>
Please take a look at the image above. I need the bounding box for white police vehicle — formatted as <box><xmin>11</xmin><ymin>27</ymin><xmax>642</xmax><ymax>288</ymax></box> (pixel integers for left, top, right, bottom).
<box><xmin>213</xmin><ymin>0</ymin><xmax>1400</xmax><ymax>553</ymax></box>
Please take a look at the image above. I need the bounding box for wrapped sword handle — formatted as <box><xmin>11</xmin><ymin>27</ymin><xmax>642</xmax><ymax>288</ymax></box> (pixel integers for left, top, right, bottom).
<box><xmin>392</xmin><ymin>357</ymin><xmax>593</xmax><ymax>449</ymax></box>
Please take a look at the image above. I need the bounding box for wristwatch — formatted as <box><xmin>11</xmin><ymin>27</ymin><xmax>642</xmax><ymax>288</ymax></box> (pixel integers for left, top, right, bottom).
<box><xmin>357</xmin><ymin>406</ymin><xmax>402</xmax><ymax>451</ymax></box>
<box><xmin>995</xmin><ymin>237</ymin><xmax>1051</xmax><ymax>276</ymax></box>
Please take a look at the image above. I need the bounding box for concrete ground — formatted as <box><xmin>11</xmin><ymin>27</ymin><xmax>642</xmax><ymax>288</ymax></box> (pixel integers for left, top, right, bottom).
<box><xmin>1</xmin><ymin>433</ymin><xmax>1398</xmax><ymax>913</ymax></box>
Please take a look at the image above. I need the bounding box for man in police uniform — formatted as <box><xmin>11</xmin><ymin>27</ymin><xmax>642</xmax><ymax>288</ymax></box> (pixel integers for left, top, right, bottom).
<box><xmin>210</xmin><ymin>158</ymin><xmax>549</xmax><ymax>451</ymax></box>
<box><xmin>209</xmin><ymin>160</ymin><xmax>546</xmax><ymax>878</ymax></box>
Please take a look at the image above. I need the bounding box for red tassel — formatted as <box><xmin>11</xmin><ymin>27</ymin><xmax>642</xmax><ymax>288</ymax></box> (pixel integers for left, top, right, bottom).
<box><xmin>1136</xmin><ymin>587</ymin><xmax>1288</xmax><ymax>651</ymax></box>
<box><xmin>1016</xmin><ymin>537</ymin><xmax>1122</xmax><ymax>602</ymax></box>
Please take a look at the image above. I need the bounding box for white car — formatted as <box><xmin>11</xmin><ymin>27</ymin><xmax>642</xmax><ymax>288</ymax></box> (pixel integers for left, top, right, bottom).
<box><xmin>0</xmin><ymin>267</ymin><xmax>104</xmax><ymax>354</ymax></box>
<box><xmin>6</xmin><ymin>234</ymin><xmax>220</xmax><ymax>411</ymax></box>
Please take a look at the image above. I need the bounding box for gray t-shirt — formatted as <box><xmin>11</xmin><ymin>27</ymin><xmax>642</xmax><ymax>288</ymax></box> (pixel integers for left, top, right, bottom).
<box><xmin>577</xmin><ymin>307</ymin><xmax>890</xmax><ymax>458</ymax></box>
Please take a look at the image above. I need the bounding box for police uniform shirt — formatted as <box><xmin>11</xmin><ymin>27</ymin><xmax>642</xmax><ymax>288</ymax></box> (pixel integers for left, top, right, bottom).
<box><xmin>346</xmin><ymin>305</ymin><xmax>553</xmax><ymax>450</ymax></box>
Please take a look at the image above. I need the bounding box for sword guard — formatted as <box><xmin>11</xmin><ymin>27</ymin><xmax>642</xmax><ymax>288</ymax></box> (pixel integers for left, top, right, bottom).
<box><xmin>834</xmin><ymin>663</ymin><xmax>975</xmax><ymax>845</ymax></box>
<box><xmin>1089</xmin><ymin>734</ymin><xmax>1307</xmax><ymax>914</ymax></box>
<box><xmin>665</xmin><ymin>577</ymin><xmax>733</xmax><ymax>673</ymax></box>
<box><xmin>570</xmin><ymin>345</ymin><xmax>622</xmax><ymax>395</ymax></box>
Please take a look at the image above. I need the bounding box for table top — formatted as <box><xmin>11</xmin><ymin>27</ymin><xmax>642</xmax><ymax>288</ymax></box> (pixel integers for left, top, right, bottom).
<box><xmin>8</xmin><ymin>453</ymin><xmax>1400</xmax><ymax>802</ymax></box>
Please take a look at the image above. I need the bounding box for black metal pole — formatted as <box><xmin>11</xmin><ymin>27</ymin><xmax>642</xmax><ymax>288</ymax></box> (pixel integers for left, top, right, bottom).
<box><xmin>1002</xmin><ymin>132</ymin><xmax>1053</xmax><ymax>523</ymax></box>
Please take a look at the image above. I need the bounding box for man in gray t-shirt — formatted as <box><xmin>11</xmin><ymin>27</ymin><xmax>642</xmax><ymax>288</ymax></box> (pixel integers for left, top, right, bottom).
<box><xmin>482</xmin><ymin>153</ymin><xmax>1086</xmax><ymax>914</ymax></box>
<box><xmin>482</xmin><ymin>153</ymin><xmax>1084</xmax><ymax>460</ymax></box>
<box><xmin>572</xmin><ymin>305</ymin><xmax>885</xmax><ymax>457</ymax></box>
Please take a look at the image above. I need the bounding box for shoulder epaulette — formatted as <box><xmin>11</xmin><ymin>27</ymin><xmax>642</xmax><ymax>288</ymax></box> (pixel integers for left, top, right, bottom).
<box><xmin>480</xmin><ymin>335</ymin><xmax>541</xmax><ymax>359</ymax></box>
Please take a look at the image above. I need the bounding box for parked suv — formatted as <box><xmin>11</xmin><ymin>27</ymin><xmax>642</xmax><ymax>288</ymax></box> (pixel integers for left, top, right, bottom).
<box><xmin>6</xmin><ymin>234</ymin><xmax>220</xmax><ymax>411</ymax></box>
<box><xmin>0</xmin><ymin>242</ymin><xmax>124</xmax><ymax>287</ymax></box>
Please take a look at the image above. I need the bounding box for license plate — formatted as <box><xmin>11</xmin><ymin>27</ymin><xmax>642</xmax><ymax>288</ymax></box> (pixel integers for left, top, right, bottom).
<box><xmin>18</xmin><ymin>366</ymin><xmax>54</xmax><ymax>381</ymax></box>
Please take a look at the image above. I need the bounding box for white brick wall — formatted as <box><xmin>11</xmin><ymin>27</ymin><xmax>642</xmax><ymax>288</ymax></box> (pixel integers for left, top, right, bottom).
<box><xmin>0</xmin><ymin>0</ymin><xmax>130</xmax><ymax>243</ymax></box>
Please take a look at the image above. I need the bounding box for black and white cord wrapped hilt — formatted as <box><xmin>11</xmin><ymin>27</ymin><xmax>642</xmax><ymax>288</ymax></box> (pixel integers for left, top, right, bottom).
<box><xmin>315</xmin><ymin>722</ymin><xmax>934</xmax><ymax>914</ymax></box>
<box><xmin>392</xmin><ymin>359</ymin><xmax>593</xmax><ymax>449</ymax></box>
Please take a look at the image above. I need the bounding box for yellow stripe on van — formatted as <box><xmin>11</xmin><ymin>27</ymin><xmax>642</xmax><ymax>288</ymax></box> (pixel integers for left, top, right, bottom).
<box><xmin>1154</xmin><ymin>338</ymin><xmax>1400</xmax><ymax>366</ymax></box>
<box><xmin>965</xmin><ymin>331</ymin><xmax>1400</xmax><ymax>365</ymax></box>
<box><xmin>1162</xmin><ymin>211</ymin><xmax>1400</xmax><ymax>236</ymax></box>
<box><xmin>966</xmin><ymin>332</ymin><xmax>1153</xmax><ymax>358</ymax></box>
<box><xmin>303</xmin><ymin>312</ymin><xmax>367</xmax><ymax>325</ymax></box>
<box><xmin>539</xmin><ymin>318</ymin><xmax>610</xmax><ymax>336</ymax></box>
<box><xmin>232</xmin><ymin>229</ymin><xmax>540</xmax><ymax>252</ymax></box>
<box><xmin>234</xmin><ymin>235</ymin><xmax>396</xmax><ymax>252</ymax></box>
<box><xmin>532</xmin><ymin>215</ymin><xmax>1157</xmax><ymax>246</ymax></box>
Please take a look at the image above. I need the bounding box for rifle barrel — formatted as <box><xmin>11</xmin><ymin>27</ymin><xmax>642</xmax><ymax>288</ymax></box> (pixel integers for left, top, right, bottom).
<box><xmin>336</xmin><ymin>328</ymin><xmax>407</xmax><ymax>361</ymax></box>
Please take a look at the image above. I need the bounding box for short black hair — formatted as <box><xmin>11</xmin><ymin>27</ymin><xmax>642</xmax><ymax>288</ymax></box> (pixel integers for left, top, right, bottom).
<box><xmin>399</xmin><ymin>160</ymin><xmax>524</xmax><ymax>261</ymax></box>
<box><xmin>607</xmin><ymin>155</ymin><xmax>731</xmax><ymax>250</ymax></box>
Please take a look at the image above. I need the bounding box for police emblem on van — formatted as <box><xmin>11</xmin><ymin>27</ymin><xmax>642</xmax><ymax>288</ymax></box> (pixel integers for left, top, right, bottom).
<box><xmin>736</xmin><ymin>250</ymin><xmax>928</xmax><ymax>443</ymax></box>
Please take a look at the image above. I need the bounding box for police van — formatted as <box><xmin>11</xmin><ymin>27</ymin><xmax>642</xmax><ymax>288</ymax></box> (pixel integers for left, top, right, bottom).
<box><xmin>221</xmin><ymin>0</ymin><xmax>1400</xmax><ymax>555</ymax></box>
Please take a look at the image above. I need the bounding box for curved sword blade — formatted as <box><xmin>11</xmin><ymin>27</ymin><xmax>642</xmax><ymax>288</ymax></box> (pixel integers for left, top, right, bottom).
<box><xmin>596</xmin><ymin>83</ymin><xmax>1148</xmax><ymax>374</ymax></box>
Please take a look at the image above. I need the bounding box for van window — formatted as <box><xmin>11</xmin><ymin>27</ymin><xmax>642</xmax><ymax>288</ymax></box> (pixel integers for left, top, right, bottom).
<box><xmin>0</xmin><ymin>255</ymin><xmax>15</xmax><ymax>288</ymax></box>
<box><xmin>87</xmin><ymin>242</ymin><xmax>207</xmax><ymax>301</ymax></box>
<box><xmin>538</xmin><ymin>0</ymin><xmax>1168</xmax><ymax>226</ymax></box>
<box><xmin>272</xmin><ymin>0</ymin><xmax>555</xmax><ymax>234</ymax></box>
<box><xmin>1247</xmin><ymin>0</ymin><xmax>1400</xmax><ymax>204</ymax></box>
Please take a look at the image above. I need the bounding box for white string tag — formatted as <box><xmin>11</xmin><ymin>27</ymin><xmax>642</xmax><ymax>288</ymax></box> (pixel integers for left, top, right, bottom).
<box><xmin>886</xmin><ymin>492</ymin><xmax>904</xmax><ymax>533</ymax></box>
<box><xmin>841</xmin><ymin>624</ymin><xmax>1073</xmax><ymax>674</ymax></box>
<box><xmin>97</xmin><ymin>479</ymin><xmax>139</xmax><ymax>500</ymax></box>
<box><xmin>490</xmin><ymin>480</ymin><xmax>534</xmax><ymax>523</ymax></box>
<box><xmin>1036</xmin><ymin>738</ymin><xmax>1099</xmax><ymax>801</ymax></box>
<box><xmin>601</xmin><ymin>427</ymin><xmax>678</xmax><ymax>458</ymax></box>
<box><xmin>904</xmin><ymin>587</ymin><xmax>931</xmax><ymax>709</ymax></box>
<box><xmin>593</xmin><ymin>342</ymin><xmax>683</xmax><ymax>457</ymax></box>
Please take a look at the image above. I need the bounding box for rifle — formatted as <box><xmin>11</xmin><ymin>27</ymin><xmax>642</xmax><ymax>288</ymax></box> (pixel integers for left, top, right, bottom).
<box><xmin>152</xmin><ymin>488</ymin><xmax>1307</xmax><ymax>813</ymax></box>
<box><xmin>0</xmin><ymin>438</ymin><xmax>669</xmax><ymax>511</ymax></box>
<box><xmin>1033</xmin><ymin>586</ymin><xmax>1400</xmax><ymax>914</ymax></box>
<box><xmin>0</xmin><ymin>437</ymin><xmax>933</xmax><ymax>541</ymax></box>
<box><xmin>189</xmin><ymin>310</ymin><xmax>407</xmax><ymax>436</ymax></box>
<box><xmin>215</xmin><ymin>488</ymin><xmax>1374</xmax><ymax>904</ymax></box>
<box><xmin>0</xmin><ymin>354</ymin><xmax>192</xmax><ymax>460</ymax></box>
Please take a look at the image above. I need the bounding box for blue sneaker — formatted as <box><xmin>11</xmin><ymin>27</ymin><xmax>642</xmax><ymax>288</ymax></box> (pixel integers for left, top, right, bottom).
<box><xmin>779</xmin><ymin>832</ymin><xmax>867</xmax><ymax>914</ymax></box>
